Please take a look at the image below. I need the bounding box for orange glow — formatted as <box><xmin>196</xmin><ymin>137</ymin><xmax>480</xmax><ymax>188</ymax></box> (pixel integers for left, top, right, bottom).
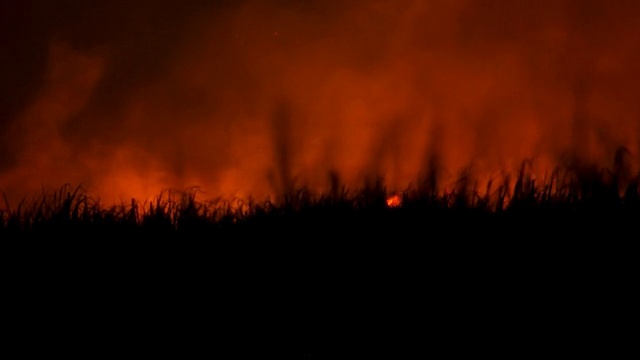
<box><xmin>386</xmin><ymin>195</ymin><xmax>402</xmax><ymax>208</ymax></box>
<box><xmin>1</xmin><ymin>1</ymin><xmax>640</xmax><ymax>207</ymax></box>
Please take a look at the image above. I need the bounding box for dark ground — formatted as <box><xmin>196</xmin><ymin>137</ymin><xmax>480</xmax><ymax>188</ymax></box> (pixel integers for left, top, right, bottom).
<box><xmin>3</xmin><ymin>207</ymin><xmax>637</xmax><ymax>358</ymax></box>
<box><xmin>2</xmin><ymin>175</ymin><xmax>639</xmax><ymax>357</ymax></box>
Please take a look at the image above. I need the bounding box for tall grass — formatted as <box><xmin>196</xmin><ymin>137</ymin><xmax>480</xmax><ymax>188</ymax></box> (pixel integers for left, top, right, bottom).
<box><xmin>1</xmin><ymin>160</ymin><xmax>639</xmax><ymax>239</ymax></box>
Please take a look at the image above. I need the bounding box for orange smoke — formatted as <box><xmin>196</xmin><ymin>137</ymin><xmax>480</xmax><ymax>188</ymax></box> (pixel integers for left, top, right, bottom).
<box><xmin>1</xmin><ymin>0</ymin><xmax>640</xmax><ymax>206</ymax></box>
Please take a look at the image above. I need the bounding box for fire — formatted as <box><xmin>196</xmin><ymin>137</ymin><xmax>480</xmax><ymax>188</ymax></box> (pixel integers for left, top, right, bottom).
<box><xmin>1</xmin><ymin>1</ymin><xmax>640</xmax><ymax>207</ymax></box>
<box><xmin>386</xmin><ymin>194</ymin><xmax>402</xmax><ymax>208</ymax></box>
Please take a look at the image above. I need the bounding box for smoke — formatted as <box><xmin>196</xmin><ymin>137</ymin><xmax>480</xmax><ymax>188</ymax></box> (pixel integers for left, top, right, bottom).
<box><xmin>2</xmin><ymin>0</ymin><xmax>640</xmax><ymax>205</ymax></box>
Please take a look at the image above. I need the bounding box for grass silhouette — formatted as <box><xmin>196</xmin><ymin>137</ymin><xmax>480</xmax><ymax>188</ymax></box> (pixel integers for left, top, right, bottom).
<box><xmin>3</xmin><ymin>159</ymin><xmax>637</xmax><ymax>359</ymax></box>
<box><xmin>2</xmin><ymin>158</ymin><xmax>639</xmax><ymax>241</ymax></box>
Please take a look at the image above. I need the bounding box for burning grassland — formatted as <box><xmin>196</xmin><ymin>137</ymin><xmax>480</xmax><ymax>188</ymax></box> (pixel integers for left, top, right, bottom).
<box><xmin>2</xmin><ymin>156</ymin><xmax>639</xmax><ymax>240</ymax></box>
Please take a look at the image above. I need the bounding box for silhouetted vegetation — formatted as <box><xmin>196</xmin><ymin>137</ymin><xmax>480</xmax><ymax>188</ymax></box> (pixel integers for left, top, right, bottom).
<box><xmin>2</xmin><ymin>159</ymin><xmax>639</xmax><ymax>241</ymax></box>
<box><xmin>3</xmin><ymin>160</ymin><xmax>637</xmax><ymax>360</ymax></box>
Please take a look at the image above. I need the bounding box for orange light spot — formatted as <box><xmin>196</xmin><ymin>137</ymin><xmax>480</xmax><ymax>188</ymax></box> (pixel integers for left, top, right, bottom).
<box><xmin>386</xmin><ymin>194</ymin><xmax>401</xmax><ymax>208</ymax></box>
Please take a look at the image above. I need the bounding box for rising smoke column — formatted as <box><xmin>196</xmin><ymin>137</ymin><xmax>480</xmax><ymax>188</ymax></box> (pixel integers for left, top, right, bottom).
<box><xmin>1</xmin><ymin>0</ymin><xmax>640</xmax><ymax>205</ymax></box>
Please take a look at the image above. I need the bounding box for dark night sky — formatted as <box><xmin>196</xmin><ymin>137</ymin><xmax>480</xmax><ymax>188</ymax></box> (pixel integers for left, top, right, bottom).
<box><xmin>2</xmin><ymin>0</ymin><xmax>640</xmax><ymax>204</ymax></box>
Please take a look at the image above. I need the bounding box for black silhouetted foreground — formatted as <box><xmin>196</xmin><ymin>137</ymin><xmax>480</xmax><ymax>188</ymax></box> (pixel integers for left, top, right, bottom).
<box><xmin>2</xmin><ymin>161</ymin><xmax>640</xmax><ymax>241</ymax></box>
<box><xmin>3</xmin><ymin>162</ymin><xmax>638</xmax><ymax>358</ymax></box>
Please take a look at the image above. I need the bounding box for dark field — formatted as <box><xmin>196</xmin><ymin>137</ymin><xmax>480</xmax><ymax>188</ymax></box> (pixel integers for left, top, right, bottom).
<box><xmin>3</xmin><ymin>164</ymin><xmax>638</xmax><ymax>358</ymax></box>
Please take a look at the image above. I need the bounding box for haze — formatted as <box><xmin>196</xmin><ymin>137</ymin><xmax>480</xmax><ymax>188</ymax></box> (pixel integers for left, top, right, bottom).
<box><xmin>2</xmin><ymin>0</ymin><xmax>639</xmax><ymax>205</ymax></box>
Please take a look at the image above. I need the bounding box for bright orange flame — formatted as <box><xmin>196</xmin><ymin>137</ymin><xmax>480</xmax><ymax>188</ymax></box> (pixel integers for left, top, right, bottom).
<box><xmin>386</xmin><ymin>194</ymin><xmax>401</xmax><ymax>208</ymax></box>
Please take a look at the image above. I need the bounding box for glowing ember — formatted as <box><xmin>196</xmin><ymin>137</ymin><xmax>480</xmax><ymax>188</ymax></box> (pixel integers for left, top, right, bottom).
<box><xmin>386</xmin><ymin>194</ymin><xmax>401</xmax><ymax>208</ymax></box>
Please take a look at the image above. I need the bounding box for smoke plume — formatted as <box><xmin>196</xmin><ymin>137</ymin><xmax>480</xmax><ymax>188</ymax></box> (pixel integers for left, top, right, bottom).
<box><xmin>2</xmin><ymin>0</ymin><xmax>640</xmax><ymax>205</ymax></box>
